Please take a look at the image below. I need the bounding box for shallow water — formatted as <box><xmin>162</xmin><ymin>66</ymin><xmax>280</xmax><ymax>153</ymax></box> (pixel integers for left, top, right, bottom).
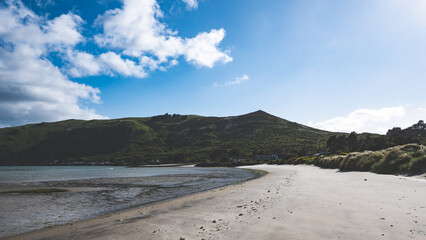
<box><xmin>0</xmin><ymin>165</ymin><xmax>234</xmax><ymax>183</ymax></box>
<box><xmin>0</xmin><ymin>166</ymin><xmax>255</xmax><ymax>238</ymax></box>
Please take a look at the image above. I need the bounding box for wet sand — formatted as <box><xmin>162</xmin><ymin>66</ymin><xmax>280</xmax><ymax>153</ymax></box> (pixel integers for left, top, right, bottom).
<box><xmin>0</xmin><ymin>168</ymin><xmax>255</xmax><ymax>238</ymax></box>
<box><xmin>5</xmin><ymin>165</ymin><xmax>426</xmax><ymax>240</ymax></box>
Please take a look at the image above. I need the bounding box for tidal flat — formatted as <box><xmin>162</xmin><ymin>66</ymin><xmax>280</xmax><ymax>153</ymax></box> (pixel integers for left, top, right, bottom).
<box><xmin>0</xmin><ymin>166</ymin><xmax>256</xmax><ymax>238</ymax></box>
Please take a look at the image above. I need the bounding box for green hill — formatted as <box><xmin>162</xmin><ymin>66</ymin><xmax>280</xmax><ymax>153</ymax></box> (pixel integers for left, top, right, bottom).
<box><xmin>0</xmin><ymin>110</ymin><xmax>336</xmax><ymax>166</ymax></box>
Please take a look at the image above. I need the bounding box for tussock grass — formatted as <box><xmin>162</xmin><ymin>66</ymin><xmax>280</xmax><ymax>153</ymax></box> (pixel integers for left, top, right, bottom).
<box><xmin>316</xmin><ymin>144</ymin><xmax>426</xmax><ymax>174</ymax></box>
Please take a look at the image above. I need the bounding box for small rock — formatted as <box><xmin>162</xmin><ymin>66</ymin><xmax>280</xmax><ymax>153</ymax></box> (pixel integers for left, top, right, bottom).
<box><xmin>212</xmin><ymin>220</ymin><xmax>216</xmax><ymax>223</ymax></box>
<box><xmin>239</xmin><ymin>213</ymin><xmax>244</xmax><ymax>216</ymax></box>
<box><xmin>364</xmin><ymin>179</ymin><xmax>367</xmax><ymax>181</ymax></box>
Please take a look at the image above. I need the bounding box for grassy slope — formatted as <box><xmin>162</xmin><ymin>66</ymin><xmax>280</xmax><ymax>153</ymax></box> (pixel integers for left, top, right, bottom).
<box><xmin>0</xmin><ymin>110</ymin><xmax>335</xmax><ymax>165</ymax></box>
<box><xmin>299</xmin><ymin>144</ymin><xmax>426</xmax><ymax>175</ymax></box>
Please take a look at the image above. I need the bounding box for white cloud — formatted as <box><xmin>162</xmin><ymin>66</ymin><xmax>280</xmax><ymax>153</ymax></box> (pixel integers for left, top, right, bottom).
<box><xmin>184</xmin><ymin>29</ymin><xmax>232</xmax><ymax>67</ymax></box>
<box><xmin>66</xmin><ymin>50</ymin><xmax>148</xmax><ymax>78</ymax></box>
<box><xmin>99</xmin><ymin>52</ymin><xmax>147</xmax><ymax>78</ymax></box>
<box><xmin>0</xmin><ymin>0</ymin><xmax>231</xmax><ymax>126</ymax></box>
<box><xmin>213</xmin><ymin>74</ymin><xmax>250</xmax><ymax>87</ymax></box>
<box><xmin>309</xmin><ymin>106</ymin><xmax>406</xmax><ymax>134</ymax></box>
<box><xmin>66</xmin><ymin>50</ymin><xmax>103</xmax><ymax>77</ymax></box>
<box><xmin>63</xmin><ymin>0</ymin><xmax>231</xmax><ymax>77</ymax></box>
<box><xmin>182</xmin><ymin>0</ymin><xmax>198</xmax><ymax>10</ymax></box>
<box><xmin>94</xmin><ymin>0</ymin><xmax>231</xmax><ymax>68</ymax></box>
<box><xmin>225</xmin><ymin>74</ymin><xmax>250</xmax><ymax>86</ymax></box>
<box><xmin>44</xmin><ymin>13</ymin><xmax>84</xmax><ymax>48</ymax></box>
<box><xmin>0</xmin><ymin>0</ymin><xmax>106</xmax><ymax>126</ymax></box>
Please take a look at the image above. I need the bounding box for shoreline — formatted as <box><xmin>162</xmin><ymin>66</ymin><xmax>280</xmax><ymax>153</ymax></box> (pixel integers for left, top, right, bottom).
<box><xmin>129</xmin><ymin>164</ymin><xmax>196</xmax><ymax>168</ymax></box>
<box><xmin>5</xmin><ymin>164</ymin><xmax>426</xmax><ymax>240</ymax></box>
<box><xmin>3</xmin><ymin>168</ymin><xmax>267</xmax><ymax>240</ymax></box>
<box><xmin>1</xmin><ymin>167</ymin><xmax>258</xmax><ymax>238</ymax></box>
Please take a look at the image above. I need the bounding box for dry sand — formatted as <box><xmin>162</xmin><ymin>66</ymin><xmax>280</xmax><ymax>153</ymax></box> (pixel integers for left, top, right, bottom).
<box><xmin>5</xmin><ymin>165</ymin><xmax>426</xmax><ymax>240</ymax></box>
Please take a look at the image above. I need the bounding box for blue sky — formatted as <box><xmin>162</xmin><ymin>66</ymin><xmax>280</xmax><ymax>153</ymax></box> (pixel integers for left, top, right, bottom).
<box><xmin>0</xmin><ymin>0</ymin><xmax>425</xmax><ymax>133</ymax></box>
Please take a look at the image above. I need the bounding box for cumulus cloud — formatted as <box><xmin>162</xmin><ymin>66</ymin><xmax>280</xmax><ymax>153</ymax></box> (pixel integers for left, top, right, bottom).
<box><xmin>66</xmin><ymin>50</ymin><xmax>103</xmax><ymax>77</ymax></box>
<box><xmin>0</xmin><ymin>0</ymin><xmax>231</xmax><ymax>126</ymax></box>
<box><xmin>66</xmin><ymin>50</ymin><xmax>180</xmax><ymax>78</ymax></box>
<box><xmin>184</xmin><ymin>29</ymin><xmax>232</xmax><ymax>67</ymax></box>
<box><xmin>94</xmin><ymin>0</ymin><xmax>231</xmax><ymax>68</ymax></box>
<box><xmin>182</xmin><ymin>0</ymin><xmax>198</xmax><ymax>10</ymax></box>
<box><xmin>99</xmin><ymin>52</ymin><xmax>147</xmax><ymax>77</ymax></box>
<box><xmin>308</xmin><ymin>106</ymin><xmax>407</xmax><ymax>134</ymax></box>
<box><xmin>0</xmin><ymin>0</ymin><xmax>105</xmax><ymax>126</ymax></box>
<box><xmin>66</xmin><ymin>50</ymin><xmax>150</xmax><ymax>78</ymax></box>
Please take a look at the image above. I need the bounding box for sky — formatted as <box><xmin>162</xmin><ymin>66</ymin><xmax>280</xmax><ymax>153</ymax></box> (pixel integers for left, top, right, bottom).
<box><xmin>0</xmin><ymin>0</ymin><xmax>425</xmax><ymax>134</ymax></box>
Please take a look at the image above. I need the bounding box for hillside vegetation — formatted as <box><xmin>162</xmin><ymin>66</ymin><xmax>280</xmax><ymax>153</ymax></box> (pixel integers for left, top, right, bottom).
<box><xmin>325</xmin><ymin>120</ymin><xmax>426</xmax><ymax>153</ymax></box>
<box><xmin>0</xmin><ymin>111</ymin><xmax>335</xmax><ymax>166</ymax></box>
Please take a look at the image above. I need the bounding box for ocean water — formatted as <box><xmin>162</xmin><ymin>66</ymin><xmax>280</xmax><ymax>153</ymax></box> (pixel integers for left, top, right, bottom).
<box><xmin>0</xmin><ymin>166</ymin><xmax>256</xmax><ymax>238</ymax></box>
<box><xmin>0</xmin><ymin>165</ymin><xmax>239</xmax><ymax>183</ymax></box>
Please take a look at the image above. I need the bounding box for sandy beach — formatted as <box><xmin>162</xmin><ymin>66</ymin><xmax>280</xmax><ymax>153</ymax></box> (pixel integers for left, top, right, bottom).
<box><xmin>6</xmin><ymin>165</ymin><xmax>426</xmax><ymax>240</ymax></box>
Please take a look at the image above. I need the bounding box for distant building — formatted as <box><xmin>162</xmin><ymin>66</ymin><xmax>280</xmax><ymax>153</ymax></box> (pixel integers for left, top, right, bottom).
<box><xmin>256</xmin><ymin>155</ymin><xmax>279</xmax><ymax>161</ymax></box>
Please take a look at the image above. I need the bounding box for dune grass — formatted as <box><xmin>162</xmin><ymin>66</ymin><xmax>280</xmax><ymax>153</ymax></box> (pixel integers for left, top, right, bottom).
<box><xmin>315</xmin><ymin>144</ymin><xmax>426</xmax><ymax>174</ymax></box>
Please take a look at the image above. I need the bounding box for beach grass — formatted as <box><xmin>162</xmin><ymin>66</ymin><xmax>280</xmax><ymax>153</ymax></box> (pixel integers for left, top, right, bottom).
<box><xmin>315</xmin><ymin>143</ymin><xmax>426</xmax><ymax>174</ymax></box>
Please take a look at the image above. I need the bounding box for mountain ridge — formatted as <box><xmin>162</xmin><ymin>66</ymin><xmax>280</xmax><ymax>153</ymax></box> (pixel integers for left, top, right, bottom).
<box><xmin>0</xmin><ymin>110</ymin><xmax>336</xmax><ymax>165</ymax></box>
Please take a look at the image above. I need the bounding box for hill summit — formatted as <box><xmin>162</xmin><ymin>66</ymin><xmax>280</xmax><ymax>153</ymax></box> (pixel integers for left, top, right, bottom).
<box><xmin>0</xmin><ymin>111</ymin><xmax>335</xmax><ymax>166</ymax></box>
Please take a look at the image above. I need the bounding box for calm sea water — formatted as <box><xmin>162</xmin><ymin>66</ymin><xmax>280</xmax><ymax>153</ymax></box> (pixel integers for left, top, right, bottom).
<box><xmin>0</xmin><ymin>166</ymin><xmax>256</xmax><ymax>238</ymax></box>
<box><xmin>0</xmin><ymin>166</ymin><xmax>237</xmax><ymax>183</ymax></box>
